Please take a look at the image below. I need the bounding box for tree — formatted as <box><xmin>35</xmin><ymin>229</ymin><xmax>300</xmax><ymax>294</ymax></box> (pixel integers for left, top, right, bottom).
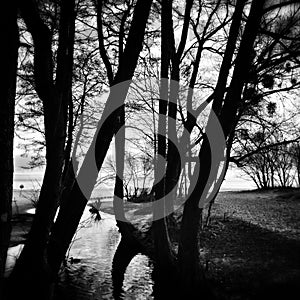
<box><xmin>177</xmin><ymin>0</ymin><xmax>267</xmax><ymax>296</ymax></box>
<box><xmin>46</xmin><ymin>0</ymin><xmax>153</xmax><ymax>279</ymax></box>
<box><xmin>235</xmin><ymin>128</ymin><xmax>300</xmax><ymax>188</ymax></box>
<box><xmin>290</xmin><ymin>142</ymin><xmax>300</xmax><ymax>186</ymax></box>
<box><xmin>178</xmin><ymin>2</ymin><xmax>300</xmax><ymax>294</ymax></box>
<box><xmin>6</xmin><ymin>1</ymin><xmax>153</xmax><ymax>298</ymax></box>
<box><xmin>0</xmin><ymin>1</ymin><xmax>18</xmax><ymax>297</ymax></box>
<box><xmin>8</xmin><ymin>0</ymin><xmax>76</xmax><ymax>298</ymax></box>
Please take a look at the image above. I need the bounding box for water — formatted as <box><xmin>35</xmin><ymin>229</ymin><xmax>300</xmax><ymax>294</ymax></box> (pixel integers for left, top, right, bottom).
<box><xmin>12</xmin><ymin>166</ymin><xmax>255</xmax><ymax>299</ymax></box>
<box><xmin>13</xmin><ymin>165</ymin><xmax>256</xmax><ymax>192</ymax></box>
<box><xmin>55</xmin><ymin>209</ymin><xmax>154</xmax><ymax>300</ymax></box>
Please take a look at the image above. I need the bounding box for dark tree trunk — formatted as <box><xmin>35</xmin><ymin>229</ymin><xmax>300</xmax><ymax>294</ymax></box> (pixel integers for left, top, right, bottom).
<box><xmin>164</xmin><ymin>0</ymin><xmax>193</xmax><ymax>220</ymax></box>
<box><xmin>47</xmin><ymin>0</ymin><xmax>153</xmax><ymax>275</ymax></box>
<box><xmin>113</xmin><ymin>104</ymin><xmax>126</xmax><ymax>222</ymax></box>
<box><xmin>178</xmin><ymin>0</ymin><xmax>266</xmax><ymax>297</ymax></box>
<box><xmin>151</xmin><ymin>1</ymin><xmax>178</xmax><ymax>294</ymax></box>
<box><xmin>219</xmin><ymin>0</ymin><xmax>266</xmax><ymax>138</ymax></box>
<box><xmin>8</xmin><ymin>1</ymin><xmax>76</xmax><ymax>298</ymax></box>
<box><xmin>0</xmin><ymin>1</ymin><xmax>18</xmax><ymax>297</ymax></box>
<box><xmin>212</xmin><ymin>0</ymin><xmax>247</xmax><ymax>114</ymax></box>
<box><xmin>175</xmin><ymin>0</ymin><xmax>247</xmax><ymax>292</ymax></box>
<box><xmin>111</xmin><ymin>236</ymin><xmax>140</xmax><ymax>299</ymax></box>
<box><xmin>178</xmin><ymin>139</ymin><xmax>213</xmax><ymax>298</ymax></box>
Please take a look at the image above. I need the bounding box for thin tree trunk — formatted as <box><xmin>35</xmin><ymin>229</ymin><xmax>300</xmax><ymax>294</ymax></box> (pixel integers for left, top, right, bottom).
<box><xmin>152</xmin><ymin>3</ymin><xmax>177</xmax><ymax>295</ymax></box>
<box><xmin>164</xmin><ymin>65</ymin><xmax>179</xmax><ymax>220</ymax></box>
<box><xmin>219</xmin><ymin>0</ymin><xmax>266</xmax><ymax>138</ymax></box>
<box><xmin>0</xmin><ymin>2</ymin><xmax>18</xmax><ymax>297</ymax></box>
<box><xmin>164</xmin><ymin>0</ymin><xmax>193</xmax><ymax>217</ymax></box>
<box><xmin>212</xmin><ymin>0</ymin><xmax>247</xmax><ymax>114</ymax></box>
<box><xmin>113</xmin><ymin>104</ymin><xmax>126</xmax><ymax>222</ymax></box>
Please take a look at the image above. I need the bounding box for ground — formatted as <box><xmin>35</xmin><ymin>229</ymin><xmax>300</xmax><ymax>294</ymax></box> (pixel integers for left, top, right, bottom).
<box><xmin>199</xmin><ymin>189</ymin><xmax>300</xmax><ymax>299</ymax></box>
<box><xmin>9</xmin><ymin>188</ymin><xmax>300</xmax><ymax>299</ymax></box>
<box><xmin>10</xmin><ymin>190</ymin><xmax>35</xmax><ymax>247</ymax></box>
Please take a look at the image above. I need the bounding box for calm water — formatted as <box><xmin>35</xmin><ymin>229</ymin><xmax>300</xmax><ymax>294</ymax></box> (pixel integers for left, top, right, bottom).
<box><xmin>55</xmin><ymin>209</ymin><xmax>154</xmax><ymax>300</ymax></box>
<box><xmin>13</xmin><ymin>166</ymin><xmax>257</xmax><ymax>192</ymax></box>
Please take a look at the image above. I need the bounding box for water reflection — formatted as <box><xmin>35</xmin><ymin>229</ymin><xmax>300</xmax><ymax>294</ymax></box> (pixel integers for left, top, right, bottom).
<box><xmin>55</xmin><ymin>208</ymin><xmax>153</xmax><ymax>299</ymax></box>
<box><xmin>122</xmin><ymin>255</ymin><xmax>154</xmax><ymax>299</ymax></box>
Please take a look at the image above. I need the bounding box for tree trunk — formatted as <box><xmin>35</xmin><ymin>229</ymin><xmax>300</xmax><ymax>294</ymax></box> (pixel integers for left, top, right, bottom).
<box><xmin>47</xmin><ymin>0</ymin><xmax>153</xmax><ymax>275</ymax></box>
<box><xmin>9</xmin><ymin>1</ymin><xmax>76</xmax><ymax>298</ymax></box>
<box><xmin>111</xmin><ymin>236</ymin><xmax>140</xmax><ymax>299</ymax></box>
<box><xmin>113</xmin><ymin>104</ymin><xmax>126</xmax><ymax>222</ymax></box>
<box><xmin>178</xmin><ymin>139</ymin><xmax>213</xmax><ymax>298</ymax></box>
<box><xmin>0</xmin><ymin>2</ymin><xmax>18</xmax><ymax>298</ymax></box>
<box><xmin>178</xmin><ymin>0</ymin><xmax>266</xmax><ymax>296</ymax></box>
<box><xmin>219</xmin><ymin>0</ymin><xmax>266</xmax><ymax>138</ymax></box>
<box><xmin>164</xmin><ymin>0</ymin><xmax>193</xmax><ymax>220</ymax></box>
<box><xmin>176</xmin><ymin>0</ymin><xmax>247</xmax><ymax>291</ymax></box>
<box><xmin>164</xmin><ymin>64</ymin><xmax>179</xmax><ymax>219</ymax></box>
<box><xmin>151</xmin><ymin>1</ymin><xmax>178</xmax><ymax>295</ymax></box>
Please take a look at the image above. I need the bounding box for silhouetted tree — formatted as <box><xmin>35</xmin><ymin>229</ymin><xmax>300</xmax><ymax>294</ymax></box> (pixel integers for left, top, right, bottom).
<box><xmin>9</xmin><ymin>0</ymin><xmax>76</xmax><ymax>298</ymax></box>
<box><xmin>0</xmin><ymin>1</ymin><xmax>18</xmax><ymax>297</ymax></box>
<box><xmin>47</xmin><ymin>0</ymin><xmax>153</xmax><ymax>279</ymax></box>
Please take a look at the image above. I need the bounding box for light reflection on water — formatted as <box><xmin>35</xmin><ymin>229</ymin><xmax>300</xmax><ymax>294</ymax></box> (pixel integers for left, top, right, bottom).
<box><xmin>55</xmin><ymin>209</ymin><xmax>153</xmax><ymax>299</ymax></box>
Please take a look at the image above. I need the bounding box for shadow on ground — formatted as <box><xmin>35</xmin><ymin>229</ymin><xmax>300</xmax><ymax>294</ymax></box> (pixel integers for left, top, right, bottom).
<box><xmin>199</xmin><ymin>216</ymin><xmax>300</xmax><ymax>300</ymax></box>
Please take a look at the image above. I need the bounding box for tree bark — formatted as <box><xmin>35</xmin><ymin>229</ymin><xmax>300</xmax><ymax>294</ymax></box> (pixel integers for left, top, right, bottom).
<box><xmin>0</xmin><ymin>1</ymin><xmax>18</xmax><ymax>298</ymax></box>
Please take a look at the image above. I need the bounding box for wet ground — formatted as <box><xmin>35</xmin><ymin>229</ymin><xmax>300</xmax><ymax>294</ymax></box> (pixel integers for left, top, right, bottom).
<box><xmin>54</xmin><ymin>210</ymin><xmax>154</xmax><ymax>299</ymax></box>
<box><xmin>7</xmin><ymin>191</ymin><xmax>154</xmax><ymax>300</ymax></box>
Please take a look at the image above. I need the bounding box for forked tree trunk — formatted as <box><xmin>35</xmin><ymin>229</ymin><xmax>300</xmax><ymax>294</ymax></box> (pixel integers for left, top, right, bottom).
<box><xmin>0</xmin><ymin>2</ymin><xmax>18</xmax><ymax>298</ymax></box>
<box><xmin>47</xmin><ymin>0</ymin><xmax>153</xmax><ymax>275</ymax></box>
<box><xmin>8</xmin><ymin>1</ymin><xmax>75</xmax><ymax>299</ymax></box>
<box><xmin>178</xmin><ymin>0</ymin><xmax>266</xmax><ymax>297</ymax></box>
